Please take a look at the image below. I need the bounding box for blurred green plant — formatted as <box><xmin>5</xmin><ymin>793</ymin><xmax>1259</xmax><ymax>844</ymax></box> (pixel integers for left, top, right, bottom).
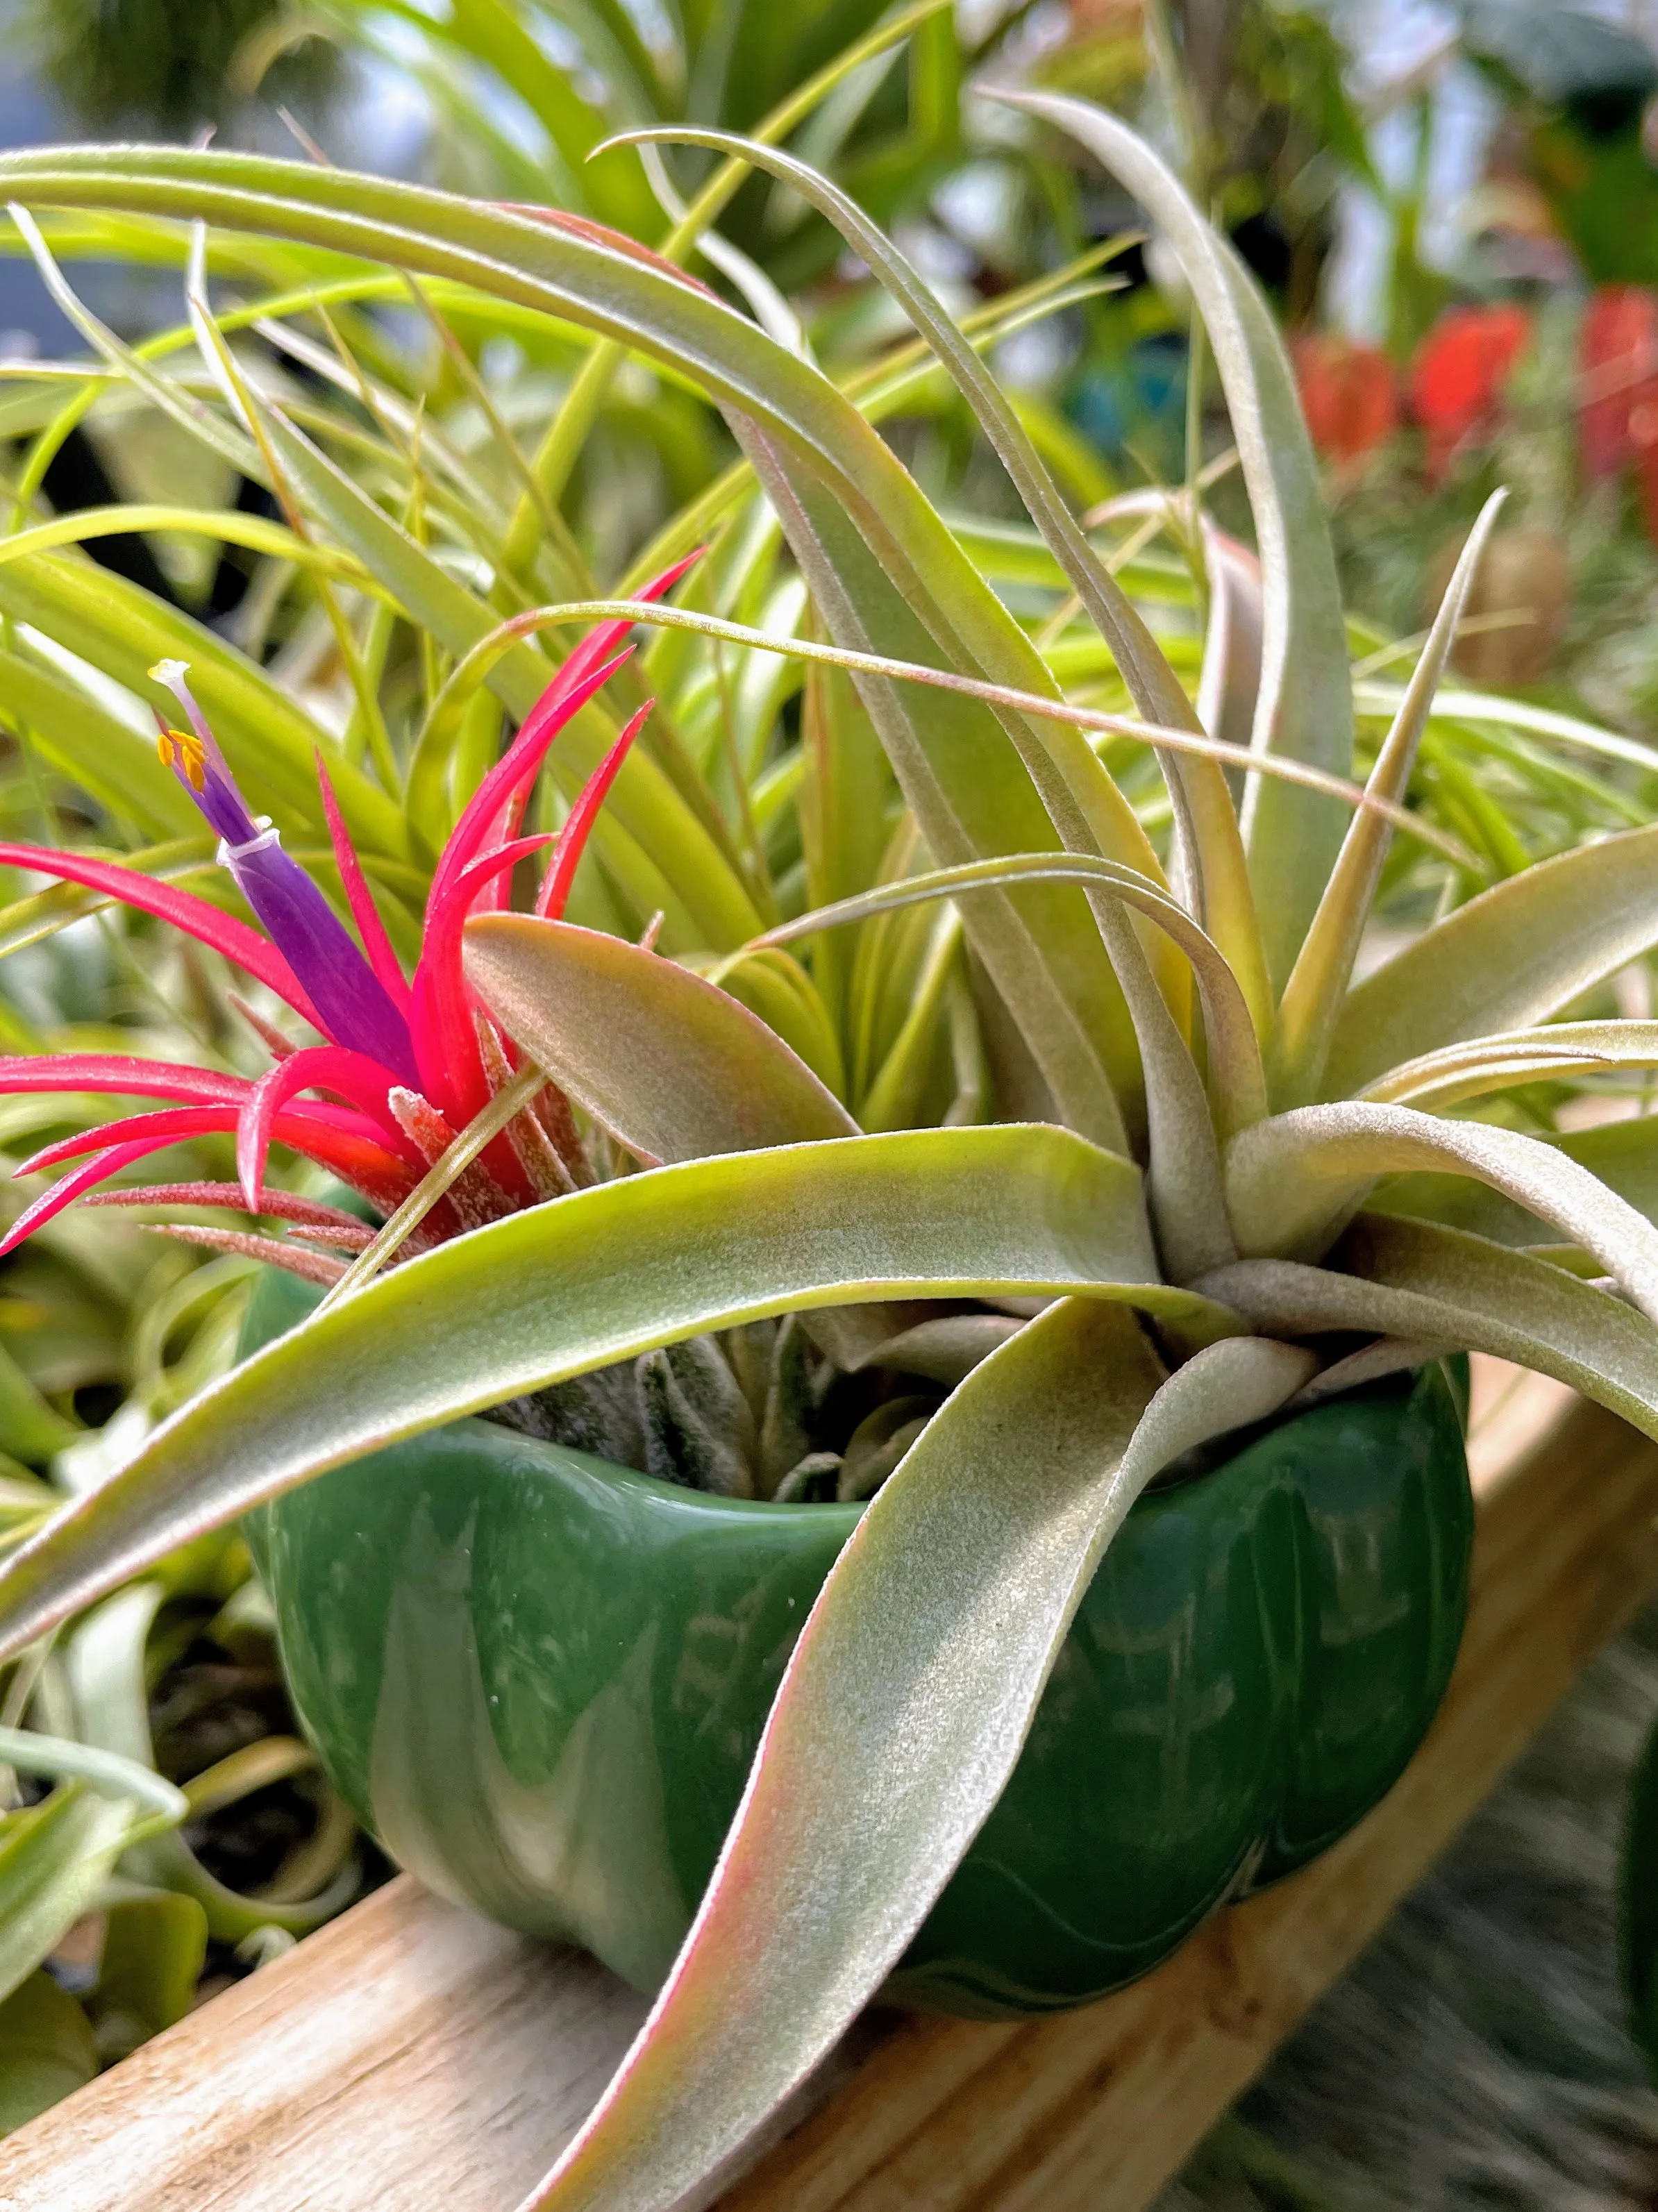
<box><xmin>298</xmin><ymin>0</ymin><xmax>974</xmax><ymax>290</ymax></box>
<box><xmin>1457</xmin><ymin>0</ymin><xmax>1658</xmax><ymax>289</ymax></box>
<box><xmin>17</xmin><ymin>0</ymin><xmax>337</xmax><ymax>136</ymax></box>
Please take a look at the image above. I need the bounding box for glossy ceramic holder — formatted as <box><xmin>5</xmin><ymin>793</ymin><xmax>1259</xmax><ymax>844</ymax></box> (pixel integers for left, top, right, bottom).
<box><xmin>249</xmin><ymin>1271</ymin><xmax>1473</xmax><ymax>2018</ymax></box>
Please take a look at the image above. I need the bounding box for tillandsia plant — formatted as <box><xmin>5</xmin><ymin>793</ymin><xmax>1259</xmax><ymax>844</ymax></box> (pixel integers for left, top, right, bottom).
<box><xmin>7</xmin><ymin>65</ymin><xmax>1658</xmax><ymax>2212</ymax></box>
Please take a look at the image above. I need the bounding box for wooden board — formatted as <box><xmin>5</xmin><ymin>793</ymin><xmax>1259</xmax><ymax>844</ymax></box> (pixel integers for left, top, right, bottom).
<box><xmin>6</xmin><ymin>1361</ymin><xmax>1652</xmax><ymax>2212</ymax></box>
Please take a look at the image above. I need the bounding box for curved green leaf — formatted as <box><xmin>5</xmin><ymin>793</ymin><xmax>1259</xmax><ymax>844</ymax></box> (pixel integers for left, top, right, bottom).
<box><xmin>0</xmin><ymin>1127</ymin><xmax>1234</xmax><ymax>1667</ymax></box>
<box><xmin>1000</xmin><ymin>90</ymin><xmax>1354</xmax><ymax>989</ymax></box>
<box><xmin>1196</xmin><ymin>525</ymin><xmax>1262</xmax><ymax>756</ymax></box>
<box><xmin>523</xmin><ymin>1309</ymin><xmax>1313</xmax><ymax>2212</ymax></box>
<box><xmin>755</xmin><ymin>851</ymin><xmax>1266</xmax><ymax>1137</ymax></box>
<box><xmin>0</xmin><ymin>503</ymin><xmax>377</xmax><ymax>588</ymax></box>
<box><xmin>0</xmin><ymin>1725</ymin><xmax>187</xmax><ymax>1836</ymax></box>
<box><xmin>244</xmin><ymin>397</ymin><xmax>764</xmax><ymax>952</ymax></box>
<box><xmin>67</xmin><ymin>1586</ymin><xmax>357</xmax><ymax>1941</ymax></box>
<box><xmin>464</xmin><ymin>914</ymin><xmax>857</xmax><ymax>1163</ymax></box>
<box><xmin>0</xmin><ymin>1969</ymin><xmax>99</xmax><ymax>2135</ymax></box>
<box><xmin>738</xmin><ymin>422</ymin><xmax>1137</xmax><ymax>1152</ymax></box>
<box><xmin>91</xmin><ymin>1891</ymin><xmax>208</xmax><ymax>2050</ymax></box>
<box><xmin>1273</xmin><ymin>494</ymin><xmax>1505</xmax><ymax>1105</ymax></box>
<box><xmin>1362</xmin><ymin>1021</ymin><xmax>1658</xmax><ymax>1108</ymax></box>
<box><xmin>1373</xmin><ymin>1118</ymin><xmax>1658</xmax><ymax>1248</ymax></box>
<box><xmin>622</xmin><ymin>122</ymin><xmax>1268</xmax><ymax>1032</ymax></box>
<box><xmin>1353</xmin><ymin>680</ymin><xmax>1658</xmax><ymax>782</ymax></box>
<box><xmin>1198</xmin><ymin>1212</ymin><xmax>1658</xmax><ymax>1439</ymax></box>
<box><xmin>1225</xmin><ymin>1101</ymin><xmax>1658</xmax><ymax>1318</ymax></box>
<box><xmin>1326</xmin><ymin>826</ymin><xmax>1658</xmax><ymax>1098</ymax></box>
<box><xmin>0</xmin><ymin>1784</ymin><xmax>134</xmax><ymax>2008</ymax></box>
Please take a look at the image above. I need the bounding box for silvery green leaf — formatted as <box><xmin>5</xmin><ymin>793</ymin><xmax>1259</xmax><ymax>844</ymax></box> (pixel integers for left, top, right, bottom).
<box><xmin>1226</xmin><ymin>1100</ymin><xmax>1658</xmax><ymax>1321</ymax></box>
<box><xmin>1199</xmin><ymin>1214</ymin><xmax>1658</xmax><ymax>1439</ymax></box>
<box><xmin>997</xmin><ymin>90</ymin><xmax>1353</xmax><ymax>989</ymax></box>
<box><xmin>1327</xmin><ymin>826</ymin><xmax>1658</xmax><ymax>1098</ymax></box>
<box><xmin>0</xmin><ymin>1125</ymin><xmax>1219</xmax><ymax>1670</ymax></box>
<box><xmin>518</xmin><ymin>1307</ymin><xmax>1312</xmax><ymax>2212</ymax></box>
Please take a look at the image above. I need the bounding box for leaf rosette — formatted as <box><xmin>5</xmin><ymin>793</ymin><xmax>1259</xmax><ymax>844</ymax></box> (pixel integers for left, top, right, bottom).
<box><xmin>0</xmin><ymin>77</ymin><xmax>1656</xmax><ymax>2212</ymax></box>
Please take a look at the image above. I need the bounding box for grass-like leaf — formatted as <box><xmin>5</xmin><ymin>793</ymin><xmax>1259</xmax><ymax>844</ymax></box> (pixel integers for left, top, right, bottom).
<box><xmin>1273</xmin><ymin>493</ymin><xmax>1507</xmax><ymax>1105</ymax></box>
<box><xmin>753</xmin><ymin>851</ymin><xmax>1267</xmax><ymax>1137</ymax></box>
<box><xmin>999</xmin><ymin>90</ymin><xmax>1354</xmax><ymax>989</ymax></box>
<box><xmin>0</xmin><ymin>1785</ymin><xmax>136</xmax><ymax>2009</ymax></box>
<box><xmin>0</xmin><ymin>144</ymin><xmax>1156</xmax><ymax>1145</ymax></box>
<box><xmin>618</xmin><ymin>121</ymin><xmax>1270</xmax><ymax>1037</ymax></box>
<box><xmin>1362</xmin><ymin>1022</ymin><xmax>1658</xmax><ymax>1107</ymax></box>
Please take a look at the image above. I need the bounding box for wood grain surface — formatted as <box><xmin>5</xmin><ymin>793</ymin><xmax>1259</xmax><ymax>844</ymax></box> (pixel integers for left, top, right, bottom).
<box><xmin>5</xmin><ymin>1362</ymin><xmax>1649</xmax><ymax>2212</ymax></box>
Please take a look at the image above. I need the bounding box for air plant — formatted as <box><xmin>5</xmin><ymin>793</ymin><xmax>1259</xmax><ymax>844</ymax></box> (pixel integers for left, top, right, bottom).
<box><xmin>5</xmin><ymin>81</ymin><xmax>1658</xmax><ymax>2212</ymax></box>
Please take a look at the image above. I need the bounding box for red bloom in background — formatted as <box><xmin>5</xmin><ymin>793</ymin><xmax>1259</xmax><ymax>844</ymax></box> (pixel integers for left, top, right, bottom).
<box><xmin>1634</xmin><ymin>400</ymin><xmax>1658</xmax><ymax>544</ymax></box>
<box><xmin>1289</xmin><ymin>333</ymin><xmax>1399</xmax><ymax>462</ymax></box>
<box><xmin>1409</xmin><ymin>305</ymin><xmax>1531</xmax><ymax>480</ymax></box>
<box><xmin>1577</xmin><ymin>285</ymin><xmax>1658</xmax><ymax>547</ymax></box>
<box><xmin>1579</xmin><ymin>285</ymin><xmax>1658</xmax><ymax>479</ymax></box>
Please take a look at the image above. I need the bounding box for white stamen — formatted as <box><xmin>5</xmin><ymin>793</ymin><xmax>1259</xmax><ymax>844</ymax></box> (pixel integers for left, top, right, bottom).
<box><xmin>147</xmin><ymin>658</ymin><xmax>215</xmax><ymax>747</ymax></box>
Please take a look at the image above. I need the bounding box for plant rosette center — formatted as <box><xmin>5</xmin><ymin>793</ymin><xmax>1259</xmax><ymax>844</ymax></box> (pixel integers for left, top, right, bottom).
<box><xmin>248</xmin><ymin>1268</ymin><xmax>1471</xmax><ymax>2018</ymax></box>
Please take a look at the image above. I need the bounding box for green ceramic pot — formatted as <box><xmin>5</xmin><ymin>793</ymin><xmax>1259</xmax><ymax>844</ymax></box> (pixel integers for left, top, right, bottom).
<box><xmin>246</xmin><ymin>1273</ymin><xmax>1473</xmax><ymax>2020</ymax></box>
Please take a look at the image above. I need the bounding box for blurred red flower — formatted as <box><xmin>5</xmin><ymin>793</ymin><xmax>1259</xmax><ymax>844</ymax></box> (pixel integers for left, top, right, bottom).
<box><xmin>1409</xmin><ymin>305</ymin><xmax>1531</xmax><ymax>480</ymax></box>
<box><xmin>1579</xmin><ymin>285</ymin><xmax>1658</xmax><ymax>479</ymax></box>
<box><xmin>1289</xmin><ymin>333</ymin><xmax>1399</xmax><ymax>462</ymax></box>
<box><xmin>1632</xmin><ymin>399</ymin><xmax>1658</xmax><ymax>543</ymax></box>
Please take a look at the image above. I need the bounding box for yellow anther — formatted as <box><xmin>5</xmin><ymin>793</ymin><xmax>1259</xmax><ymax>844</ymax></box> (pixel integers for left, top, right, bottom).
<box><xmin>157</xmin><ymin>726</ymin><xmax>208</xmax><ymax>792</ymax></box>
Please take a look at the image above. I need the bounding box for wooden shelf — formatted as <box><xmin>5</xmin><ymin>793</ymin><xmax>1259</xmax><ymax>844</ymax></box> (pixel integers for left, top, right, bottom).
<box><xmin>6</xmin><ymin>1360</ymin><xmax>1653</xmax><ymax>2212</ymax></box>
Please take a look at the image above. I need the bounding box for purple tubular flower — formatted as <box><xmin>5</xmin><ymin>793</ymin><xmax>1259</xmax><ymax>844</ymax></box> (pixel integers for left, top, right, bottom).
<box><xmin>150</xmin><ymin>661</ymin><xmax>421</xmax><ymax>1087</ymax></box>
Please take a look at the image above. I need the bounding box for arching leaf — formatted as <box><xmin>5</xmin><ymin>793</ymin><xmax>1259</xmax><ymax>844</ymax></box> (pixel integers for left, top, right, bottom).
<box><xmin>521</xmin><ymin>1309</ymin><xmax>1312</xmax><ymax>2212</ymax></box>
<box><xmin>464</xmin><ymin>914</ymin><xmax>856</xmax><ymax>1162</ymax></box>
<box><xmin>0</xmin><ymin>1125</ymin><xmax>1232</xmax><ymax>1668</ymax></box>
<box><xmin>1198</xmin><ymin>1212</ymin><xmax>1658</xmax><ymax>1439</ymax></box>
<box><xmin>1225</xmin><ymin>1100</ymin><xmax>1658</xmax><ymax>1319</ymax></box>
<box><xmin>1327</xmin><ymin>826</ymin><xmax>1658</xmax><ymax>1098</ymax></box>
<box><xmin>998</xmin><ymin>90</ymin><xmax>1354</xmax><ymax>990</ymax></box>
